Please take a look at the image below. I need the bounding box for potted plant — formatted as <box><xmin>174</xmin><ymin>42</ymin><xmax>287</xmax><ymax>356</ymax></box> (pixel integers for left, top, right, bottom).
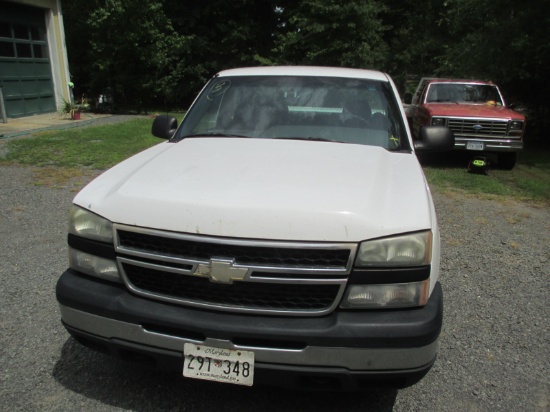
<box><xmin>58</xmin><ymin>95</ymin><xmax>90</xmax><ymax>120</ymax></box>
<box><xmin>58</xmin><ymin>95</ymin><xmax>79</xmax><ymax>120</ymax></box>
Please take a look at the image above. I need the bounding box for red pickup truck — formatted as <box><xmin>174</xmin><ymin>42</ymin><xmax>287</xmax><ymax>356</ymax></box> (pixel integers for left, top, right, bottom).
<box><xmin>405</xmin><ymin>78</ymin><xmax>525</xmax><ymax>169</ymax></box>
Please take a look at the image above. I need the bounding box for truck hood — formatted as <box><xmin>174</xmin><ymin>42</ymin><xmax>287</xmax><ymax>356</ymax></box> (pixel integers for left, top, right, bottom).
<box><xmin>425</xmin><ymin>103</ymin><xmax>525</xmax><ymax>120</ymax></box>
<box><xmin>74</xmin><ymin>138</ymin><xmax>433</xmax><ymax>242</ymax></box>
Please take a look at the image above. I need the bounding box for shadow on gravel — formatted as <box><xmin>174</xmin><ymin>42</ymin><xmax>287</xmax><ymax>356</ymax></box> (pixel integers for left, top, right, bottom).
<box><xmin>53</xmin><ymin>337</ymin><xmax>398</xmax><ymax>411</ymax></box>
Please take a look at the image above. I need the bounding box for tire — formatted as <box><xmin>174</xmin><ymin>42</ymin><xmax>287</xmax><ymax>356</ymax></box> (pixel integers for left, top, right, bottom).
<box><xmin>498</xmin><ymin>152</ymin><xmax>517</xmax><ymax>170</ymax></box>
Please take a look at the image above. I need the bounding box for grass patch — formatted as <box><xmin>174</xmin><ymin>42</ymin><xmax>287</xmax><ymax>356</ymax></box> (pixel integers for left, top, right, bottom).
<box><xmin>424</xmin><ymin>167</ymin><xmax>516</xmax><ymax>197</ymax></box>
<box><xmin>0</xmin><ymin>117</ymin><xmax>161</xmax><ymax>170</ymax></box>
<box><xmin>422</xmin><ymin>148</ymin><xmax>550</xmax><ymax>203</ymax></box>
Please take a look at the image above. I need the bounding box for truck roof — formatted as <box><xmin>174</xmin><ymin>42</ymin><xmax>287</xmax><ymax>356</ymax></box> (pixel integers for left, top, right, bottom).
<box><xmin>217</xmin><ymin>66</ymin><xmax>389</xmax><ymax>82</ymax></box>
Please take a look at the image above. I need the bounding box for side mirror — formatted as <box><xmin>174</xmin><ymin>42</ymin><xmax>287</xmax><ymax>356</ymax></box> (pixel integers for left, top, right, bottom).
<box><xmin>414</xmin><ymin>126</ymin><xmax>455</xmax><ymax>152</ymax></box>
<box><xmin>152</xmin><ymin>115</ymin><xmax>178</xmax><ymax>139</ymax></box>
<box><xmin>403</xmin><ymin>92</ymin><xmax>412</xmax><ymax>105</ymax></box>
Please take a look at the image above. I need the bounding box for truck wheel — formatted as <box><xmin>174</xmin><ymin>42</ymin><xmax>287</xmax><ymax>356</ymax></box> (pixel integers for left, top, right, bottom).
<box><xmin>498</xmin><ymin>152</ymin><xmax>517</xmax><ymax>170</ymax></box>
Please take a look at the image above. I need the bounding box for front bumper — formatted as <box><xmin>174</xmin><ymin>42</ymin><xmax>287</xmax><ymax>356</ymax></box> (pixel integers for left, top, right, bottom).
<box><xmin>454</xmin><ymin>137</ymin><xmax>523</xmax><ymax>152</ymax></box>
<box><xmin>56</xmin><ymin>269</ymin><xmax>443</xmax><ymax>390</ymax></box>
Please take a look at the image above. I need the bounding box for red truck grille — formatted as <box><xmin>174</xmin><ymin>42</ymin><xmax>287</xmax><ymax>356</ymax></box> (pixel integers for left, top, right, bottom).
<box><xmin>447</xmin><ymin>118</ymin><xmax>508</xmax><ymax>138</ymax></box>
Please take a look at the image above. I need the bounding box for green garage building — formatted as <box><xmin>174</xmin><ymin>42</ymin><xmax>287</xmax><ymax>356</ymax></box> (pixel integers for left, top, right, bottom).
<box><xmin>0</xmin><ymin>0</ymin><xmax>71</xmax><ymax>118</ymax></box>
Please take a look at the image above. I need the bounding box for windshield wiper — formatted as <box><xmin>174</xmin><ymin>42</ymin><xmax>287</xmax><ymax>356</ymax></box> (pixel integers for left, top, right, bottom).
<box><xmin>182</xmin><ymin>132</ymin><xmax>251</xmax><ymax>138</ymax></box>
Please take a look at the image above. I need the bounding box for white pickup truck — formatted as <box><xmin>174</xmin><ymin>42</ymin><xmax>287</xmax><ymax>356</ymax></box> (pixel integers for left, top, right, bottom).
<box><xmin>56</xmin><ymin>66</ymin><xmax>454</xmax><ymax>390</ymax></box>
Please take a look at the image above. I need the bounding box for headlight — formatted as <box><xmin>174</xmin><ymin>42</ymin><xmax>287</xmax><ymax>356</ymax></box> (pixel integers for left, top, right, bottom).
<box><xmin>431</xmin><ymin>117</ymin><xmax>446</xmax><ymax>126</ymax></box>
<box><xmin>341</xmin><ymin>281</ymin><xmax>429</xmax><ymax>309</ymax></box>
<box><xmin>69</xmin><ymin>205</ymin><xmax>113</xmax><ymax>242</ymax></box>
<box><xmin>69</xmin><ymin>248</ymin><xmax>121</xmax><ymax>283</ymax></box>
<box><xmin>508</xmin><ymin>120</ymin><xmax>523</xmax><ymax>131</ymax></box>
<box><xmin>355</xmin><ymin>231</ymin><xmax>432</xmax><ymax>267</ymax></box>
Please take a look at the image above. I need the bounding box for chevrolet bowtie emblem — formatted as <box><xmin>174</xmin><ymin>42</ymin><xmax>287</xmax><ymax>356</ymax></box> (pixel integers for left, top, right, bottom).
<box><xmin>193</xmin><ymin>258</ymin><xmax>249</xmax><ymax>284</ymax></box>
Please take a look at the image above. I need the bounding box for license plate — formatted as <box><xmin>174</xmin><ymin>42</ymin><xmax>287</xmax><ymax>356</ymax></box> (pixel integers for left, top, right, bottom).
<box><xmin>183</xmin><ymin>343</ymin><xmax>254</xmax><ymax>386</ymax></box>
<box><xmin>466</xmin><ymin>141</ymin><xmax>484</xmax><ymax>151</ymax></box>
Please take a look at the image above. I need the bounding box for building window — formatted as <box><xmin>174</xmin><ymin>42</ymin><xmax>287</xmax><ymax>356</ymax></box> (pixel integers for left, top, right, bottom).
<box><xmin>13</xmin><ymin>24</ymin><xmax>28</xmax><ymax>39</ymax></box>
<box><xmin>0</xmin><ymin>40</ymin><xmax>15</xmax><ymax>57</ymax></box>
<box><xmin>0</xmin><ymin>22</ymin><xmax>48</xmax><ymax>59</ymax></box>
<box><xmin>16</xmin><ymin>42</ymin><xmax>32</xmax><ymax>58</ymax></box>
<box><xmin>0</xmin><ymin>22</ymin><xmax>11</xmax><ymax>38</ymax></box>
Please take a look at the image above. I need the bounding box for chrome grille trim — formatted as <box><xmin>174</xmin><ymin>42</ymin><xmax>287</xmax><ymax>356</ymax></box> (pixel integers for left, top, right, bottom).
<box><xmin>115</xmin><ymin>225</ymin><xmax>353</xmax><ymax>272</ymax></box>
<box><xmin>447</xmin><ymin>117</ymin><xmax>509</xmax><ymax>138</ymax></box>
<box><xmin>113</xmin><ymin>224</ymin><xmax>356</xmax><ymax>316</ymax></box>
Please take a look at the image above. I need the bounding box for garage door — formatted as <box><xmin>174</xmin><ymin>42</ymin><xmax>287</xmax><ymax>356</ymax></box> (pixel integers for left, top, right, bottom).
<box><xmin>0</xmin><ymin>2</ymin><xmax>56</xmax><ymax>118</ymax></box>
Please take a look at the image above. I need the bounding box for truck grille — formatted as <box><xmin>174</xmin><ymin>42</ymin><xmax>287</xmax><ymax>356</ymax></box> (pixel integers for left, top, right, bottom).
<box><xmin>447</xmin><ymin>118</ymin><xmax>508</xmax><ymax>138</ymax></box>
<box><xmin>122</xmin><ymin>263</ymin><xmax>340</xmax><ymax>311</ymax></box>
<box><xmin>117</xmin><ymin>230</ymin><xmax>350</xmax><ymax>268</ymax></box>
<box><xmin>114</xmin><ymin>225</ymin><xmax>354</xmax><ymax>316</ymax></box>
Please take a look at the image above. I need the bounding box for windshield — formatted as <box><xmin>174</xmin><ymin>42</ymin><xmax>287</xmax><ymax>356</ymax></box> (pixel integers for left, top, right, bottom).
<box><xmin>425</xmin><ymin>83</ymin><xmax>503</xmax><ymax>105</ymax></box>
<box><xmin>176</xmin><ymin>75</ymin><xmax>409</xmax><ymax>151</ymax></box>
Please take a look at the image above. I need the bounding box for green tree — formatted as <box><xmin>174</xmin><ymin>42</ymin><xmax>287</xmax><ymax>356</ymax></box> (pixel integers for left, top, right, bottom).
<box><xmin>437</xmin><ymin>0</ymin><xmax>550</xmax><ymax>138</ymax></box>
<box><xmin>62</xmin><ymin>0</ymin><xmax>98</xmax><ymax>100</ymax></box>
<box><xmin>437</xmin><ymin>0</ymin><xmax>549</xmax><ymax>82</ymax></box>
<box><xmin>161</xmin><ymin>0</ymin><xmax>284</xmax><ymax>106</ymax></box>
<box><xmin>87</xmin><ymin>0</ymin><xmax>192</xmax><ymax>112</ymax></box>
<box><xmin>380</xmin><ymin>0</ymin><xmax>449</xmax><ymax>93</ymax></box>
<box><xmin>64</xmin><ymin>1</ymin><xmax>285</xmax><ymax>110</ymax></box>
<box><xmin>61</xmin><ymin>0</ymin><xmax>549</xmax><ymax>140</ymax></box>
<box><xmin>274</xmin><ymin>0</ymin><xmax>389</xmax><ymax>68</ymax></box>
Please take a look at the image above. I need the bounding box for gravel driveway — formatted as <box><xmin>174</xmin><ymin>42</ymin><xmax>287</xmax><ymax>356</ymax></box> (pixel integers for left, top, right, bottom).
<box><xmin>1</xmin><ymin>158</ymin><xmax>548</xmax><ymax>411</ymax></box>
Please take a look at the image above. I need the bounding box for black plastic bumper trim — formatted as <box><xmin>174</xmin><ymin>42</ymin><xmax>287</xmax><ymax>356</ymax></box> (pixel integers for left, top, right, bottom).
<box><xmin>63</xmin><ymin>323</ymin><xmax>435</xmax><ymax>391</ymax></box>
<box><xmin>56</xmin><ymin>269</ymin><xmax>443</xmax><ymax>349</ymax></box>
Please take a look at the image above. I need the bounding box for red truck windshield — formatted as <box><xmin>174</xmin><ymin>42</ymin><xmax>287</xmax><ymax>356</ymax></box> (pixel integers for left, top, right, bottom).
<box><xmin>426</xmin><ymin>83</ymin><xmax>503</xmax><ymax>106</ymax></box>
